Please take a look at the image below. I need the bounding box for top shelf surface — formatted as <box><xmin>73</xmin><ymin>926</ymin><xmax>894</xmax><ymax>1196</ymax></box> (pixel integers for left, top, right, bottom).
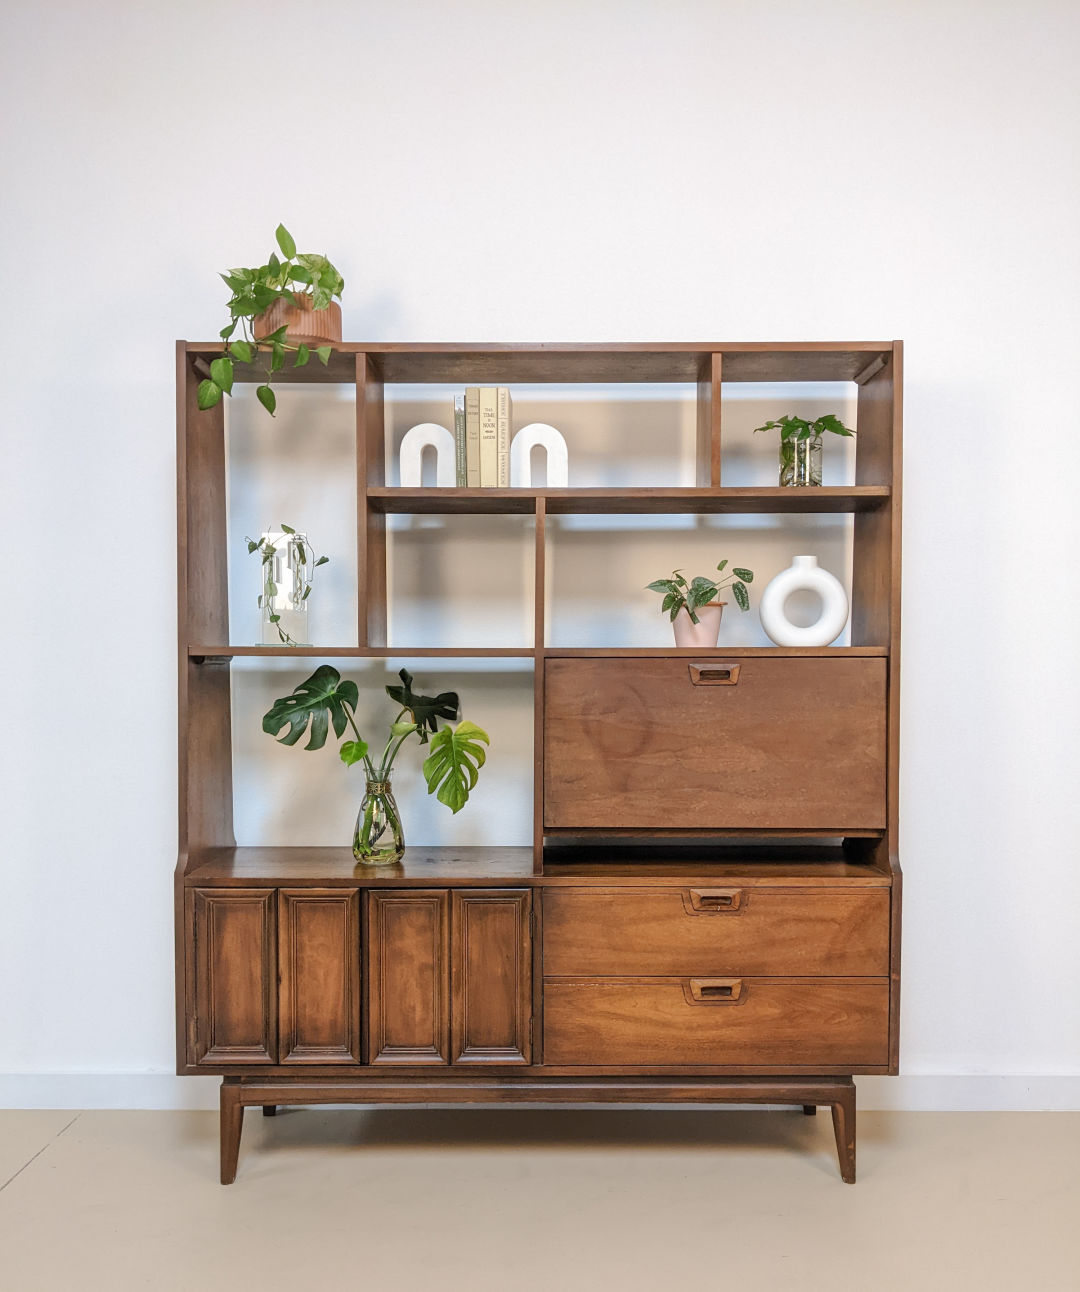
<box><xmin>184</xmin><ymin>341</ymin><xmax>895</xmax><ymax>385</ymax></box>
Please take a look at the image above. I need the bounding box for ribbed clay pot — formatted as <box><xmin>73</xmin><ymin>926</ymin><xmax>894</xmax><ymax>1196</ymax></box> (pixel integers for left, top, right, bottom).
<box><xmin>253</xmin><ymin>294</ymin><xmax>342</xmax><ymax>346</ymax></box>
<box><xmin>672</xmin><ymin>602</ymin><xmax>725</xmax><ymax>648</ymax></box>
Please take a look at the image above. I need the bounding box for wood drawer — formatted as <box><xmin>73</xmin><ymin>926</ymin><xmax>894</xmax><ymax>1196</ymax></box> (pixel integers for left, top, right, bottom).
<box><xmin>543</xmin><ymin>886</ymin><xmax>889</xmax><ymax>976</ymax></box>
<box><xmin>543</xmin><ymin>657</ymin><xmax>886</xmax><ymax>831</ymax></box>
<box><xmin>543</xmin><ymin>976</ymin><xmax>890</xmax><ymax>1067</ymax></box>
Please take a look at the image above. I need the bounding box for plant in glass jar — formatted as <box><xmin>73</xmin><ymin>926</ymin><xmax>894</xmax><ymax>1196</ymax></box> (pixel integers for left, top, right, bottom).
<box><xmin>753</xmin><ymin>413</ymin><xmax>855</xmax><ymax>486</ymax></box>
<box><xmin>646</xmin><ymin>560</ymin><xmax>754</xmax><ymax>648</ymax></box>
<box><xmin>197</xmin><ymin>224</ymin><xmax>344</xmax><ymax>417</ymax></box>
<box><xmin>262</xmin><ymin>666</ymin><xmax>490</xmax><ymax>865</ymax></box>
<box><xmin>246</xmin><ymin>524</ymin><xmax>329</xmax><ymax>646</ymax></box>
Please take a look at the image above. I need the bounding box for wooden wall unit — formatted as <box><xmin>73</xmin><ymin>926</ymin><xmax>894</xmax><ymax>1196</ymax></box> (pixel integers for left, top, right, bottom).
<box><xmin>176</xmin><ymin>340</ymin><xmax>903</xmax><ymax>1185</ymax></box>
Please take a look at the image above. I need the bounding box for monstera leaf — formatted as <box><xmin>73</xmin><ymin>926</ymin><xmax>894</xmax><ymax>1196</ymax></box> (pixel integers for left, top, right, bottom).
<box><xmin>262</xmin><ymin>665</ymin><xmax>359</xmax><ymax>751</ymax></box>
<box><xmin>422</xmin><ymin>721</ymin><xmax>490</xmax><ymax>813</ymax></box>
<box><xmin>385</xmin><ymin>669</ymin><xmax>459</xmax><ymax>745</ymax></box>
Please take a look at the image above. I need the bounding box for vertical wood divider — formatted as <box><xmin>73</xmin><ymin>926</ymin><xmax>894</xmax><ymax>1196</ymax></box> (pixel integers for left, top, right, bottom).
<box><xmin>356</xmin><ymin>353</ymin><xmax>387</xmax><ymax>646</ymax></box>
<box><xmin>533</xmin><ymin>497</ymin><xmax>546</xmax><ymax>873</ymax></box>
<box><xmin>696</xmin><ymin>352</ymin><xmax>723</xmax><ymax>486</ymax></box>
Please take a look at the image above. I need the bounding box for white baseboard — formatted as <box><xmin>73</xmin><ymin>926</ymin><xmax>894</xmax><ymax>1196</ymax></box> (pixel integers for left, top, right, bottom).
<box><xmin>1</xmin><ymin>1074</ymin><xmax>1078</xmax><ymax>1112</ymax></box>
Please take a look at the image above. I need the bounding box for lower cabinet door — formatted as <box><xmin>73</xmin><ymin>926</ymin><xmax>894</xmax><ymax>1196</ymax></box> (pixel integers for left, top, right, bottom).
<box><xmin>367</xmin><ymin>890</ymin><xmax>450</xmax><ymax>1064</ymax></box>
<box><xmin>192</xmin><ymin>888</ymin><xmax>276</xmax><ymax>1065</ymax></box>
<box><xmin>278</xmin><ymin>890</ymin><xmax>361</xmax><ymax>1065</ymax></box>
<box><xmin>543</xmin><ymin>976</ymin><xmax>890</xmax><ymax>1068</ymax></box>
<box><xmin>452</xmin><ymin>890</ymin><xmax>532</xmax><ymax>1065</ymax></box>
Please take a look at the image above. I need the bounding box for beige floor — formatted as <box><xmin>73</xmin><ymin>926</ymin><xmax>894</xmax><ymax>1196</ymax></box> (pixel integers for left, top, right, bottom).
<box><xmin>0</xmin><ymin>1108</ymin><xmax>1077</xmax><ymax>1291</ymax></box>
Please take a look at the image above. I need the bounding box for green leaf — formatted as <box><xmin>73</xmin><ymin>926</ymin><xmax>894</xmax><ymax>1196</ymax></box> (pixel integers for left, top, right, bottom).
<box><xmin>732</xmin><ymin>580</ymin><xmax>750</xmax><ymax>611</ymax></box>
<box><xmin>732</xmin><ymin>567</ymin><xmax>754</xmax><ymax>582</ymax></box>
<box><xmin>275</xmin><ymin>224</ymin><xmax>297</xmax><ymax>259</ymax></box>
<box><xmin>422</xmin><ymin>721</ymin><xmax>490</xmax><ymax>814</ymax></box>
<box><xmin>815</xmin><ymin>413</ymin><xmax>855</xmax><ymax>437</ymax></box>
<box><xmin>316</xmin><ymin>346</ymin><xmax>332</xmax><ymax>366</ymax></box>
<box><xmin>646</xmin><ymin>579</ymin><xmax>678</xmax><ymax>594</ymax></box>
<box><xmin>256</xmin><ymin>384</ymin><xmax>276</xmax><ymax>415</ymax></box>
<box><xmin>209</xmin><ymin>356</ymin><xmax>233</xmax><ymax>394</ymax></box>
<box><xmin>230</xmin><ymin>340</ymin><xmax>253</xmax><ymax>364</ymax></box>
<box><xmin>270</xmin><ymin>342</ymin><xmax>285</xmax><ymax>373</ymax></box>
<box><xmin>384</xmin><ymin>668</ymin><xmax>459</xmax><ymax>745</ymax></box>
<box><xmin>246</xmin><ymin>539</ymin><xmax>259</xmax><ymax>554</ymax></box>
<box><xmin>266</xmin><ymin>580</ymin><xmax>277</xmax><ymax>597</ymax></box>
<box><xmin>311</xmin><ymin>285</ymin><xmax>332</xmax><ymax>312</ymax></box>
<box><xmin>296</xmin><ymin>542</ymin><xmax>307</xmax><ymax>564</ymax></box>
<box><xmin>715</xmin><ymin>559</ymin><xmax>728</xmax><ymax>572</ymax></box>
<box><xmin>197</xmin><ymin>379</ymin><xmax>222</xmax><ymax>410</ymax></box>
<box><xmin>268</xmin><ymin>613</ymin><xmax>280</xmax><ymax>623</ymax></box>
<box><xmin>290</xmin><ymin>264</ymin><xmax>312</xmax><ymax>285</ymax></box>
<box><xmin>390</xmin><ymin>721</ymin><xmax>418</xmax><ymax>736</ymax></box>
<box><xmin>314</xmin><ymin>555</ymin><xmax>329</xmax><ymax>567</ymax></box>
<box><xmin>219</xmin><ymin>322</ymin><xmax>236</xmax><ymax>341</ymax></box>
<box><xmin>262</xmin><ymin>665</ymin><xmax>360</xmax><ymax>751</ymax></box>
<box><xmin>339</xmin><ymin>739</ymin><xmax>368</xmax><ymax>766</ymax></box>
<box><xmin>301</xmin><ymin>586</ymin><xmax>311</xmax><ymax>599</ymax></box>
<box><xmin>295</xmin><ymin>343</ymin><xmax>310</xmax><ymax>367</ymax></box>
<box><xmin>262</xmin><ymin>324</ymin><xmax>288</xmax><ymax>343</ymax></box>
<box><xmin>280</xmin><ymin>523</ymin><xmax>295</xmax><ymax>534</ymax></box>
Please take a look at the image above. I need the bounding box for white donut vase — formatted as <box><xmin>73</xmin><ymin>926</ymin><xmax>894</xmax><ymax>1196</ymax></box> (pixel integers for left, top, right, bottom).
<box><xmin>759</xmin><ymin>555</ymin><xmax>849</xmax><ymax>647</ymax></box>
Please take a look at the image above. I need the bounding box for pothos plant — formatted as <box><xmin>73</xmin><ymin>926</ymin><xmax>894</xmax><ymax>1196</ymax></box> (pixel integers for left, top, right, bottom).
<box><xmin>245</xmin><ymin>524</ymin><xmax>329</xmax><ymax>646</ymax></box>
<box><xmin>198</xmin><ymin>224</ymin><xmax>345</xmax><ymax>417</ymax></box>
<box><xmin>647</xmin><ymin>560</ymin><xmax>754</xmax><ymax>623</ymax></box>
<box><xmin>262</xmin><ymin>665</ymin><xmax>490</xmax><ymax>815</ymax></box>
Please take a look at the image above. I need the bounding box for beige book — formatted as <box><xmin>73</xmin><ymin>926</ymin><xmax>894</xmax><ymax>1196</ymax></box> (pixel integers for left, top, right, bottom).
<box><xmin>497</xmin><ymin>387</ymin><xmax>512</xmax><ymax>487</ymax></box>
<box><xmin>465</xmin><ymin>387</ymin><xmax>481</xmax><ymax>487</ymax></box>
<box><xmin>479</xmin><ymin>386</ymin><xmax>499</xmax><ymax>487</ymax></box>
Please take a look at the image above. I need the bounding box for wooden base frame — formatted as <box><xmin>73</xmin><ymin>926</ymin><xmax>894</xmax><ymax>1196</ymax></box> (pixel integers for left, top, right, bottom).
<box><xmin>219</xmin><ymin>1075</ymin><xmax>857</xmax><ymax>1185</ymax></box>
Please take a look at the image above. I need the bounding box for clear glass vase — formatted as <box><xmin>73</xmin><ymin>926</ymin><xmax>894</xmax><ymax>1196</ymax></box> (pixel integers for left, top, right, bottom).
<box><xmin>258</xmin><ymin>531</ymin><xmax>311</xmax><ymax>645</ymax></box>
<box><xmin>779</xmin><ymin>435</ymin><xmax>823</xmax><ymax>487</ymax></box>
<box><xmin>353</xmin><ymin>779</ymin><xmax>405</xmax><ymax>865</ymax></box>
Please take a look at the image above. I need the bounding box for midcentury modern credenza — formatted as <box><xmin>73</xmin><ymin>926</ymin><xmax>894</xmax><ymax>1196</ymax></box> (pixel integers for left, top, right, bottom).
<box><xmin>175</xmin><ymin>341</ymin><xmax>902</xmax><ymax>1184</ymax></box>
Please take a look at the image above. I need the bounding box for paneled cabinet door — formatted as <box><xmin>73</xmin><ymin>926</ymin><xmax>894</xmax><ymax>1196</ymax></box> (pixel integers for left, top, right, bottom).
<box><xmin>192</xmin><ymin>888</ymin><xmax>276</xmax><ymax>1065</ymax></box>
<box><xmin>452</xmin><ymin>890</ymin><xmax>532</xmax><ymax>1065</ymax></box>
<box><xmin>278</xmin><ymin>890</ymin><xmax>362</xmax><ymax>1064</ymax></box>
<box><xmin>367</xmin><ymin>890</ymin><xmax>450</xmax><ymax>1064</ymax></box>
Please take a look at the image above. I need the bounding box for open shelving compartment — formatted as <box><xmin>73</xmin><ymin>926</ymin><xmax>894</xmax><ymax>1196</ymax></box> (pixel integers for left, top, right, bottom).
<box><xmin>180</xmin><ymin>340</ymin><xmax>901</xmax><ymax>877</ymax></box>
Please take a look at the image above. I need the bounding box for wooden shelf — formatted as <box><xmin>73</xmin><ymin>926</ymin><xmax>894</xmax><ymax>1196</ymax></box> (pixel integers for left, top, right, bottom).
<box><xmin>184</xmin><ymin>845</ymin><xmax>891</xmax><ymax>887</ymax></box>
<box><xmin>187</xmin><ymin>646</ymin><xmax>535</xmax><ymax>659</ymax></box>
<box><xmin>188</xmin><ymin>645</ymin><xmax>887</xmax><ymax>661</ymax></box>
<box><xmin>184</xmin><ymin>341</ymin><xmax>893</xmax><ymax>385</ymax></box>
<box><xmin>367</xmin><ymin>486</ymin><xmax>889</xmax><ymax>515</ymax></box>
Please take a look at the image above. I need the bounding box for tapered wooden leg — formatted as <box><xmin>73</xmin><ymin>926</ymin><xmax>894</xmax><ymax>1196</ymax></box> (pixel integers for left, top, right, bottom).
<box><xmin>830</xmin><ymin>1086</ymin><xmax>856</xmax><ymax>1184</ymax></box>
<box><xmin>262</xmin><ymin>1105</ymin><xmax>277</xmax><ymax>1117</ymax></box>
<box><xmin>802</xmin><ymin>1104</ymin><xmax>817</xmax><ymax>1115</ymax></box>
<box><xmin>220</xmin><ymin>1080</ymin><xmax>245</xmax><ymax>1185</ymax></box>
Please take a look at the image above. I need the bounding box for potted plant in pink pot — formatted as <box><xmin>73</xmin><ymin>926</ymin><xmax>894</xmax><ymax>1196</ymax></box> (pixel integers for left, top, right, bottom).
<box><xmin>647</xmin><ymin>560</ymin><xmax>754</xmax><ymax>647</ymax></box>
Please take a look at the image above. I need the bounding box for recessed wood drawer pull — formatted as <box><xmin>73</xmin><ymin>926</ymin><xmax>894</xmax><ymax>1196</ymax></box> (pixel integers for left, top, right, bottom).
<box><xmin>686</xmin><ymin>978</ymin><xmax>746</xmax><ymax>1005</ymax></box>
<box><xmin>685</xmin><ymin>888</ymin><xmax>744</xmax><ymax>914</ymax></box>
<box><xmin>688</xmin><ymin>663</ymin><xmax>741</xmax><ymax>685</ymax></box>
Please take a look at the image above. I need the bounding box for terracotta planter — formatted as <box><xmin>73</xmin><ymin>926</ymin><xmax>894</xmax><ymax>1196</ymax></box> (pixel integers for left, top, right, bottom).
<box><xmin>253</xmin><ymin>295</ymin><xmax>342</xmax><ymax>346</ymax></box>
<box><xmin>672</xmin><ymin>602</ymin><xmax>725</xmax><ymax>648</ymax></box>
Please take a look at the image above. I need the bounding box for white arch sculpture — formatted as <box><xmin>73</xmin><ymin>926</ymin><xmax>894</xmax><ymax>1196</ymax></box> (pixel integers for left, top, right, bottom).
<box><xmin>510</xmin><ymin>423</ymin><xmax>569</xmax><ymax>488</ymax></box>
<box><xmin>399</xmin><ymin>423</ymin><xmax>456</xmax><ymax>487</ymax></box>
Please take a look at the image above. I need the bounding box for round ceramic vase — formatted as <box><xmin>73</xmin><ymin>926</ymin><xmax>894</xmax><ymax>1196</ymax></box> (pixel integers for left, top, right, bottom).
<box><xmin>759</xmin><ymin>555</ymin><xmax>848</xmax><ymax>647</ymax></box>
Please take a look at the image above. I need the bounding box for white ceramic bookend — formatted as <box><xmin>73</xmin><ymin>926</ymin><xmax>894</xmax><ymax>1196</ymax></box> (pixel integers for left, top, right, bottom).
<box><xmin>759</xmin><ymin>555</ymin><xmax>849</xmax><ymax>647</ymax></box>
<box><xmin>510</xmin><ymin>423</ymin><xmax>569</xmax><ymax>488</ymax></box>
<box><xmin>399</xmin><ymin>423</ymin><xmax>457</xmax><ymax>487</ymax></box>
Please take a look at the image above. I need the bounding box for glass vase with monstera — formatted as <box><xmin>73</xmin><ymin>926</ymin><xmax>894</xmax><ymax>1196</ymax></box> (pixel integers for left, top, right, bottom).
<box><xmin>262</xmin><ymin>665</ymin><xmax>490</xmax><ymax>865</ymax></box>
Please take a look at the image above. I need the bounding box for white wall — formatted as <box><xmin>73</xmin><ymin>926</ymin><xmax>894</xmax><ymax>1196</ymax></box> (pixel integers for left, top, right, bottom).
<box><xmin>2</xmin><ymin>0</ymin><xmax>1078</xmax><ymax>1109</ymax></box>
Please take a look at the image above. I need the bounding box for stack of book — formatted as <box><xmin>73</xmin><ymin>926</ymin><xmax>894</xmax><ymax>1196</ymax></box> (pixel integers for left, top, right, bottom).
<box><xmin>453</xmin><ymin>387</ymin><xmax>511</xmax><ymax>486</ymax></box>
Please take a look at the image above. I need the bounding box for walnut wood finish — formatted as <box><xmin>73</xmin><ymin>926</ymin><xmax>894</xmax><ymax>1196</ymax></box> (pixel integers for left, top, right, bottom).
<box><xmin>542</xmin><ymin>977</ymin><xmax>890</xmax><ymax>1067</ymax></box>
<box><xmin>217</xmin><ymin>1075</ymin><xmax>859</xmax><ymax>1183</ymax></box>
<box><xmin>544</xmin><ymin>657</ymin><xmax>887</xmax><ymax>831</ymax></box>
<box><xmin>177</xmin><ymin>338</ymin><xmax>902</xmax><ymax>1184</ymax></box>
<box><xmin>366</xmin><ymin>890</ymin><xmax>450</xmax><ymax>1064</ymax></box>
<box><xmin>451</xmin><ymin>891</ymin><xmax>532</xmax><ymax>1065</ymax></box>
<box><xmin>542</xmin><ymin>887</ymin><xmax>889</xmax><ymax>976</ymax></box>
<box><xmin>192</xmin><ymin>890</ymin><xmax>276</xmax><ymax>1065</ymax></box>
<box><xmin>278</xmin><ymin>890</ymin><xmax>361</xmax><ymax>1065</ymax></box>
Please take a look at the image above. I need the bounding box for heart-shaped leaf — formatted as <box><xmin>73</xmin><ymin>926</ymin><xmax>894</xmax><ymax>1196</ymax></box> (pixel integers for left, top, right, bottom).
<box><xmin>256</xmin><ymin>384</ymin><xmax>276</xmax><ymax>415</ymax></box>
<box><xmin>339</xmin><ymin>739</ymin><xmax>368</xmax><ymax>766</ymax></box>
<box><xmin>197</xmin><ymin>379</ymin><xmax>222</xmax><ymax>410</ymax></box>
<box><xmin>263</xmin><ymin>665</ymin><xmax>359</xmax><ymax>751</ymax></box>
<box><xmin>422</xmin><ymin>721</ymin><xmax>490</xmax><ymax>814</ymax></box>
<box><xmin>384</xmin><ymin>669</ymin><xmax>459</xmax><ymax>745</ymax></box>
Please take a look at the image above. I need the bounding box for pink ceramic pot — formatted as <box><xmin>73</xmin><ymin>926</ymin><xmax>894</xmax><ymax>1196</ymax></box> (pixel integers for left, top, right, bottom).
<box><xmin>672</xmin><ymin>601</ymin><xmax>725</xmax><ymax>648</ymax></box>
